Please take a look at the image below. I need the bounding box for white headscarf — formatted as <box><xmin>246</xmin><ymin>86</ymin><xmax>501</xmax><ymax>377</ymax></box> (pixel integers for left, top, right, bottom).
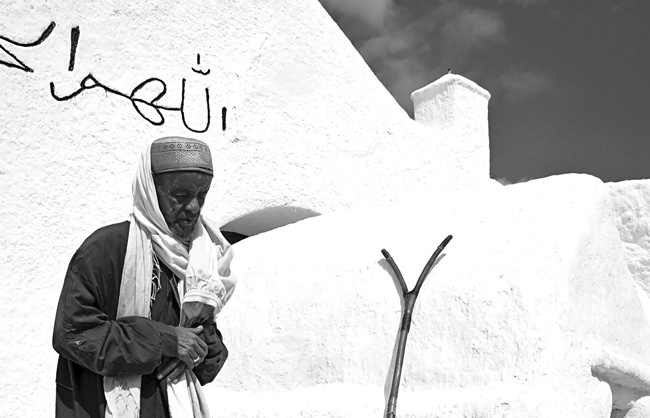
<box><xmin>104</xmin><ymin>139</ymin><xmax>236</xmax><ymax>418</ymax></box>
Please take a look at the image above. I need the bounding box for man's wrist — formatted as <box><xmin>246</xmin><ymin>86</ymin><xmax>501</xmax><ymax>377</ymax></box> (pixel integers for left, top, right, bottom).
<box><xmin>157</xmin><ymin>323</ymin><xmax>178</xmax><ymax>357</ymax></box>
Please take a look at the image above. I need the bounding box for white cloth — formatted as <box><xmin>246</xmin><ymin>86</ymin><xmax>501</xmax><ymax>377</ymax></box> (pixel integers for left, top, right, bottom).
<box><xmin>104</xmin><ymin>139</ymin><xmax>236</xmax><ymax>418</ymax></box>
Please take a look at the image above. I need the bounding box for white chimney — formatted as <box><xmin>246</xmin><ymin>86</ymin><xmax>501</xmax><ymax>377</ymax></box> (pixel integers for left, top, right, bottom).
<box><xmin>411</xmin><ymin>73</ymin><xmax>491</xmax><ymax>180</ymax></box>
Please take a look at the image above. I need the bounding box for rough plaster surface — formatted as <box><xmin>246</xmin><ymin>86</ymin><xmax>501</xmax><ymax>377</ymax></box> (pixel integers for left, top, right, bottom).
<box><xmin>411</xmin><ymin>75</ymin><xmax>490</xmax><ymax>180</ymax></box>
<box><xmin>0</xmin><ymin>1</ymin><xmax>491</xmax><ymax>416</ymax></box>
<box><xmin>624</xmin><ymin>397</ymin><xmax>650</xmax><ymax>418</ymax></box>
<box><xmin>608</xmin><ymin>181</ymin><xmax>650</xmax><ymax>298</ymax></box>
<box><xmin>0</xmin><ymin>0</ymin><xmax>490</xmax><ymax>233</ymax></box>
<box><xmin>203</xmin><ymin>174</ymin><xmax>650</xmax><ymax>417</ymax></box>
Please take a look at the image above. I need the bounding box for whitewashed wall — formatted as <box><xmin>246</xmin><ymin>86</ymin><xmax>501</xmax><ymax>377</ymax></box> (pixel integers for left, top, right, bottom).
<box><xmin>0</xmin><ymin>1</ymin><xmax>490</xmax><ymax>417</ymax></box>
<box><xmin>608</xmin><ymin>181</ymin><xmax>650</xmax><ymax>305</ymax></box>
<box><xmin>208</xmin><ymin>174</ymin><xmax>650</xmax><ymax>417</ymax></box>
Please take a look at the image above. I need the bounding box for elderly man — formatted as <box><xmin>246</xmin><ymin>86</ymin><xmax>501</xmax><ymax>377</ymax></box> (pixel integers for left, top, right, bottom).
<box><xmin>53</xmin><ymin>137</ymin><xmax>236</xmax><ymax>418</ymax></box>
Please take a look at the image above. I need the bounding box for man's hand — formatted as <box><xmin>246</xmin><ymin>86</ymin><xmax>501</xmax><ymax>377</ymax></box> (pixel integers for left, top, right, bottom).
<box><xmin>174</xmin><ymin>325</ymin><xmax>208</xmax><ymax>368</ymax></box>
<box><xmin>158</xmin><ymin>325</ymin><xmax>208</xmax><ymax>384</ymax></box>
<box><xmin>157</xmin><ymin>358</ymin><xmax>186</xmax><ymax>384</ymax></box>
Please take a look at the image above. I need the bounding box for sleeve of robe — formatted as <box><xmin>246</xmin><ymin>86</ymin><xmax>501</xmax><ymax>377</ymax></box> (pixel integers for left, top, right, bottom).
<box><xmin>179</xmin><ymin>301</ymin><xmax>229</xmax><ymax>385</ymax></box>
<box><xmin>53</xmin><ymin>247</ymin><xmax>178</xmax><ymax>377</ymax></box>
<box><xmin>192</xmin><ymin>321</ymin><xmax>229</xmax><ymax>385</ymax></box>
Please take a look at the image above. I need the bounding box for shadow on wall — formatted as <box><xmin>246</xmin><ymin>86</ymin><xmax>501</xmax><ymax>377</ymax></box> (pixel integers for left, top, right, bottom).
<box><xmin>592</xmin><ymin>361</ymin><xmax>650</xmax><ymax>418</ymax></box>
<box><xmin>220</xmin><ymin>206</ymin><xmax>320</xmax><ymax>244</ymax></box>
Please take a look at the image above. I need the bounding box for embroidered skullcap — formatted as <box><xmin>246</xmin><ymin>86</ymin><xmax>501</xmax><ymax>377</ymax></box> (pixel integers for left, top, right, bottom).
<box><xmin>151</xmin><ymin>136</ymin><xmax>213</xmax><ymax>175</ymax></box>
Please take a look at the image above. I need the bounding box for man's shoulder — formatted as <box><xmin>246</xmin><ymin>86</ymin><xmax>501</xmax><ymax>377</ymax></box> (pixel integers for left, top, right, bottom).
<box><xmin>77</xmin><ymin>221</ymin><xmax>130</xmax><ymax>257</ymax></box>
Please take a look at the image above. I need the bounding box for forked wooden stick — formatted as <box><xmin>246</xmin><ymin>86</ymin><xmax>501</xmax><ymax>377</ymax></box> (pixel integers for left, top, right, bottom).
<box><xmin>381</xmin><ymin>235</ymin><xmax>453</xmax><ymax>418</ymax></box>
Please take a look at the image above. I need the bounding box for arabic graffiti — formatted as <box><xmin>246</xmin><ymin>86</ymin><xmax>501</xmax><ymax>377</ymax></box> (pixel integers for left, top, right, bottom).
<box><xmin>50</xmin><ymin>74</ymin><xmax>218</xmax><ymax>133</ymax></box>
<box><xmin>1</xmin><ymin>22</ymin><xmax>228</xmax><ymax>133</ymax></box>
<box><xmin>68</xmin><ymin>26</ymin><xmax>80</xmax><ymax>71</ymax></box>
<box><xmin>222</xmin><ymin>107</ymin><xmax>227</xmax><ymax>131</ymax></box>
<box><xmin>0</xmin><ymin>22</ymin><xmax>55</xmax><ymax>72</ymax></box>
<box><xmin>180</xmin><ymin>78</ymin><xmax>211</xmax><ymax>133</ymax></box>
<box><xmin>192</xmin><ymin>54</ymin><xmax>210</xmax><ymax>76</ymax></box>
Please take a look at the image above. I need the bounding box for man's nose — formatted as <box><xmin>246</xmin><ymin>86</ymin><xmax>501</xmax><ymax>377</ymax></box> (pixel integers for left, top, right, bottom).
<box><xmin>186</xmin><ymin>196</ymin><xmax>201</xmax><ymax>213</ymax></box>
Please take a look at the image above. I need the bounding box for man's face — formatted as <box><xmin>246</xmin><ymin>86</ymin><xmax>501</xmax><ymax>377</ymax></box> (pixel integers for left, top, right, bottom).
<box><xmin>153</xmin><ymin>171</ymin><xmax>213</xmax><ymax>241</ymax></box>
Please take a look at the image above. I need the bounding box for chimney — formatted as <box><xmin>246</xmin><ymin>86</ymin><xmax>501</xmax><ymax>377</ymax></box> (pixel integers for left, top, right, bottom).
<box><xmin>411</xmin><ymin>73</ymin><xmax>491</xmax><ymax>180</ymax></box>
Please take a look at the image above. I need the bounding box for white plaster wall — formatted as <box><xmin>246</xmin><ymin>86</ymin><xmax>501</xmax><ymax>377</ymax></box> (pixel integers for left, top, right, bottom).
<box><xmin>412</xmin><ymin>74</ymin><xmax>491</xmax><ymax>180</ymax></box>
<box><xmin>0</xmin><ymin>0</ymin><xmax>491</xmax><ymax>231</ymax></box>
<box><xmin>608</xmin><ymin>181</ymin><xmax>650</xmax><ymax>298</ymax></box>
<box><xmin>0</xmin><ymin>1</ymin><xmax>492</xmax><ymax>416</ymax></box>
<box><xmin>204</xmin><ymin>174</ymin><xmax>650</xmax><ymax>417</ymax></box>
<box><xmin>624</xmin><ymin>397</ymin><xmax>650</xmax><ymax>418</ymax></box>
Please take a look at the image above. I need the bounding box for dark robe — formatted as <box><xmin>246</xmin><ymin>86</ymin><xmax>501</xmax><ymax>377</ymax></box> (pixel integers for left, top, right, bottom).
<box><xmin>53</xmin><ymin>221</ymin><xmax>228</xmax><ymax>418</ymax></box>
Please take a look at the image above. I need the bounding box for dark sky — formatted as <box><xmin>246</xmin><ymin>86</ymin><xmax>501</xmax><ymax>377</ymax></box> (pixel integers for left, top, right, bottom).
<box><xmin>318</xmin><ymin>0</ymin><xmax>650</xmax><ymax>183</ymax></box>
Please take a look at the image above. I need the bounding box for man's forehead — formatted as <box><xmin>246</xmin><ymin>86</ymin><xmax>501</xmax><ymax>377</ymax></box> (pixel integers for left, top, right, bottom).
<box><xmin>154</xmin><ymin>171</ymin><xmax>213</xmax><ymax>189</ymax></box>
<box><xmin>151</xmin><ymin>136</ymin><xmax>213</xmax><ymax>176</ymax></box>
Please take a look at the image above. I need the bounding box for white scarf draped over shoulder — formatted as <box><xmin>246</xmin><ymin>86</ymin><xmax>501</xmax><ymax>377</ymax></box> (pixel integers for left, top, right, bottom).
<box><xmin>104</xmin><ymin>139</ymin><xmax>236</xmax><ymax>418</ymax></box>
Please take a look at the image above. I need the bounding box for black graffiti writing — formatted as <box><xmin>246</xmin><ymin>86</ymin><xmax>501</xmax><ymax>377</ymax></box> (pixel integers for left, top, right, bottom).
<box><xmin>192</xmin><ymin>53</ymin><xmax>210</xmax><ymax>76</ymax></box>
<box><xmin>0</xmin><ymin>22</ymin><xmax>55</xmax><ymax>72</ymax></box>
<box><xmin>1</xmin><ymin>21</ymin><xmax>228</xmax><ymax>133</ymax></box>
<box><xmin>68</xmin><ymin>26</ymin><xmax>80</xmax><ymax>71</ymax></box>
<box><xmin>180</xmin><ymin>78</ymin><xmax>210</xmax><ymax>133</ymax></box>
<box><xmin>50</xmin><ymin>74</ymin><xmax>221</xmax><ymax>133</ymax></box>
<box><xmin>222</xmin><ymin>107</ymin><xmax>227</xmax><ymax>131</ymax></box>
